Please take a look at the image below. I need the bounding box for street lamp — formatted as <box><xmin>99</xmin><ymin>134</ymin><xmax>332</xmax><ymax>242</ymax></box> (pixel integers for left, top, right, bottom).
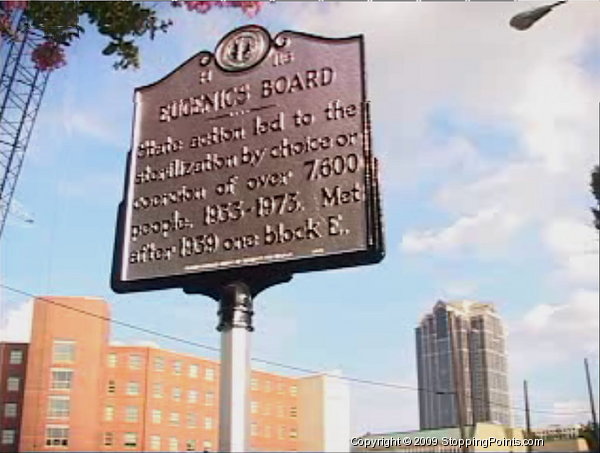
<box><xmin>509</xmin><ymin>1</ymin><xmax>567</xmax><ymax>31</ymax></box>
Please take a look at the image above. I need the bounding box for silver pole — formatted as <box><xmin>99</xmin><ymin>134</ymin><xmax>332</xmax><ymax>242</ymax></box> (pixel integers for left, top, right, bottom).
<box><xmin>217</xmin><ymin>281</ymin><xmax>253</xmax><ymax>453</ymax></box>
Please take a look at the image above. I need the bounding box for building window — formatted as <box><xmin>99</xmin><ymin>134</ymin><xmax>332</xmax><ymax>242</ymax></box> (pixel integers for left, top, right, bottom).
<box><xmin>205</xmin><ymin>391</ymin><xmax>215</xmax><ymax>407</ymax></box>
<box><xmin>264</xmin><ymin>380</ymin><xmax>271</xmax><ymax>392</ymax></box>
<box><xmin>125</xmin><ymin>406</ymin><xmax>139</xmax><ymax>422</ymax></box>
<box><xmin>150</xmin><ymin>435</ymin><xmax>161</xmax><ymax>451</ymax></box>
<box><xmin>290</xmin><ymin>428</ymin><xmax>298</xmax><ymax>439</ymax></box>
<box><xmin>103</xmin><ymin>432</ymin><xmax>114</xmax><ymax>447</ymax></box>
<box><xmin>107</xmin><ymin>353</ymin><xmax>117</xmax><ymax>368</ymax></box>
<box><xmin>3</xmin><ymin>403</ymin><xmax>17</xmax><ymax>418</ymax></box>
<box><xmin>277</xmin><ymin>382</ymin><xmax>284</xmax><ymax>394</ymax></box>
<box><xmin>173</xmin><ymin>360</ymin><xmax>182</xmax><ymax>375</ymax></box>
<box><xmin>123</xmin><ymin>432</ymin><xmax>137</xmax><ymax>448</ymax></box>
<box><xmin>9</xmin><ymin>350</ymin><xmax>23</xmax><ymax>365</ymax></box>
<box><xmin>186</xmin><ymin>440</ymin><xmax>196</xmax><ymax>451</ymax></box>
<box><xmin>278</xmin><ymin>426</ymin><xmax>286</xmax><ymax>440</ymax></box>
<box><xmin>169</xmin><ymin>412</ymin><xmax>180</xmax><ymax>426</ymax></box>
<box><xmin>152</xmin><ymin>383</ymin><xmax>163</xmax><ymax>398</ymax></box>
<box><xmin>205</xmin><ymin>367</ymin><xmax>215</xmax><ymax>381</ymax></box>
<box><xmin>104</xmin><ymin>406</ymin><xmax>114</xmax><ymax>421</ymax></box>
<box><xmin>290</xmin><ymin>385</ymin><xmax>298</xmax><ymax>397</ymax></box>
<box><xmin>126</xmin><ymin>381</ymin><xmax>140</xmax><ymax>396</ymax></box>
<box><xmin>189</xmin><ymin>364</ymin><xmax>199</xmax><ymax>378</ymax></box>
<box><xmin>251</xmin><ymin>377</ymin><xmax>258</xmax><ymax>391</ymax></box>
<box><xmin>6</xmin><ymin>377</ymin><xmax>19</xmax><ymax>392</ymax></box>
<box><xmin>168</xmin><ymin>437</ymin><xmax>178</xmax><ymax>452</ymax></box>
<box><xmin>277</xmin><ymin>404</ymin><xmax>284</xmax><ymax>418</ymax></box>
<box><xmin>1</xmin><ymin>430</ymin><xmax>15</xmax><ymax>445</ymax></box>
<box><xmin>45</xmin><ymin>425</ymin><xmax>69</xmax><ymax>447</ymax></box>
<box><xmin>51</xmin><ymin>369</ymin><xmax>73</xmax><ymax>390</ymax></box>
<box><xmin>107</xmin><ymin>380</ymin><xmax>116</xmax><ymax>394</ymax></box>
<box><xmin>204</xmin><ymin>416</ymin><xmax>213</xmax><ymax>430</ymax></box>
<box><xmin>129</xmin><ymin>354</ymin><xmax>143</xmax><ymax>370</ymax></box>
<box><xmin>48</xmin><ymin>396</ymin><xmax>70</xmax><ymax>418</ymax></box>
<box><xmin>203</xmin><ymin>440</ymin><xmax>212</xmax><ymax>451</ymax></box>
<box><xmin>154</xmin><ymin>357</ymin><xmax>164</xmax><ymax>371</ymax></box>
<box><xmin>187</xmin><ymin>412</ymin><xmax>197</xmax><ymax>428</ymax></box>
<box><xmin>172</xmin><ymin>387</ymin><xmax>181</xmax><ymax>402</ymax></box>
<box><xmin>264</xmin><ymin>425</ymin><xmax>271</xmax><ymax>438</ymax></box>
<box><xmin>151</xmin><ymin>409</ymin><xmax>162</xmax><ymax>424</ymax></box>
<box><xmin>263</xmin><ymin>404</ymin><xmax>271</xmax><ymax>416</ymax></box>
<box><xmin>290</xmin><ymin>406</ymin><xmax>298</xmax><ymax>418</ymax></box>
<box><xmin>251</xmin><ymin>422</ymin><xmax>258</xmax><ymax>437</ymax></box>
<box><xmin>251</xmin><ymin>401</ymin><xmax>258</xmax><ymax>414</ymax></box>
<box><xmin>52</xmin><ymin>340</ymin><xmax>75</xmax><ymax>363</ymax></box>
<box><xmin>188</xmin><ymin>389</ymin><xmax>198</xmax><ymax>403</ymax></box>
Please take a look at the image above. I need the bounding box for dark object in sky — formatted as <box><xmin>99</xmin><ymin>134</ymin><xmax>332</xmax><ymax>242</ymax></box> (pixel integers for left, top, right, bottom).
<box><xmin>509</xmin><ymin>1</ymin><xmax>567</xmax><ymax>31</ymax></box>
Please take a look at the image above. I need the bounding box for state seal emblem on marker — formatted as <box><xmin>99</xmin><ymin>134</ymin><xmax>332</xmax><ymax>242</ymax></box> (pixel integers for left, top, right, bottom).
<box><xmin>215</xmin><ymin>26</ymin><xmax>270</xmax><ymax>71</ymax></box>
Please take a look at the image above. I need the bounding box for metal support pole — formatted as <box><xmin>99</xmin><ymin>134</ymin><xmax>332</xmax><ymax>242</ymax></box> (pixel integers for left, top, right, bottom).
<box><xmin>584</xmin><ymin>358</ymin><xmax>599</xmax><ymax>445</ymax></box>
<box><xmin>524</xmin><ymin>380</ymin><xmax>532</xmax><ymax>453</ymax></box>
<box><xmin>217</xmin><ymin>281</ymin><xmax>253</xmax><ymax>453</ymax></box>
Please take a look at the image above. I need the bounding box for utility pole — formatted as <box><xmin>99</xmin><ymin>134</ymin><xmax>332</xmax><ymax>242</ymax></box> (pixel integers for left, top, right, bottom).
<box><xmin>584</xmin><ymin>358</ymin><xmax>599</xmax><ymax>445</ymax></box>
<box><xmin>523</xmin><ymin>380</ymin><xmax>532</xmax><ymax>453</ymax></box>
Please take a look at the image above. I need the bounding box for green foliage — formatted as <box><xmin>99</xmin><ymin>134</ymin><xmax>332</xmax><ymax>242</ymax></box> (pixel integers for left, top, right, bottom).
<box><xmin>579</xmin><ymin>422</ymin><xmax>599</xmax><ymax>451</ymax></box>
<box><xmin>23</xmin><ymin>1</ymin><xmax>173</xmax><ymax>70</ymax></box>
<box><xmin>0</xmin><ymin>1</ymin><xmax>173</xmax><ymax>70</ymax></box>
<box><xmin>2</xmin><ymin>1</ymin><xmax>264</xmax><ymax>70</ymax></box>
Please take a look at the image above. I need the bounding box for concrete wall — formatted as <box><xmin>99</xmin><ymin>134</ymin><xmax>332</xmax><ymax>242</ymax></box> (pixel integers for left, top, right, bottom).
<box><xmin>297</xmin><ymin>371</ymin><xmax>350</xmax><ymax>452</ymax></box>
<box><xmin>297</xmin><ymin>374</ymin><xmax>325</xmax><ymax>452</ymax></box>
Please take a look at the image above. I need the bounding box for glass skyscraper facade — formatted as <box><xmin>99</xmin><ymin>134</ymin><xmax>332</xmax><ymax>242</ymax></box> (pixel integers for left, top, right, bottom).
<box><xmin>416</xmin><ymin>301</ymin><xmax>511</xmax><ymax>430</ymax></box>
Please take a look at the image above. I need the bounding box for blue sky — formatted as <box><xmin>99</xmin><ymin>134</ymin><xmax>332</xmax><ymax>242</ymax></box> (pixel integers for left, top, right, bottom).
<box><xmin>1</xmin><ymin>2</ymin><xmax>599</xmax><ymax>436</ymax></box>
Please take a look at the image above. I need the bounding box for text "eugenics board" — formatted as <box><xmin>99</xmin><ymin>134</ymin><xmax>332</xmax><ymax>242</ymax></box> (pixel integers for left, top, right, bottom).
<box><xmin>112</xmin><ymin>26</ymin><xmax>384</xmax><ymax>293</ymax></box>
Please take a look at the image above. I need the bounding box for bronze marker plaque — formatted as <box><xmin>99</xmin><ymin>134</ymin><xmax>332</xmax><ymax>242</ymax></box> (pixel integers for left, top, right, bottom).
<box><xmin>111</xmin><ymin>26</ymin><xmax>384</xmax><ymax>294</ymax></box>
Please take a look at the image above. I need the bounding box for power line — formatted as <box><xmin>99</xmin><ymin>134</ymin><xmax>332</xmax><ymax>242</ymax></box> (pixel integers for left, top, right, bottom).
<box><xmin>0</xmin><ymin>283</ymin><xmax>590</xmax><ymax>417</ymax></box>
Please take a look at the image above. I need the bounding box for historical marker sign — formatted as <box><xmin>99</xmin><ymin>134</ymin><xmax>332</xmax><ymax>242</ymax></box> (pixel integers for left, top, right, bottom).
<box><xmin>111</xmin><ymin>26</ymin><xmax>384</xmax><ymax>294</ymax></box>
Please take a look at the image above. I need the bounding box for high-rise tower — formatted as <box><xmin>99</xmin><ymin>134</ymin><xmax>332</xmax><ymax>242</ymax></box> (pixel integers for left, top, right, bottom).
<box><xmin>416</xmin><ymin>300</ymin><xmax>511</xmax><ymax>430</ymax></box>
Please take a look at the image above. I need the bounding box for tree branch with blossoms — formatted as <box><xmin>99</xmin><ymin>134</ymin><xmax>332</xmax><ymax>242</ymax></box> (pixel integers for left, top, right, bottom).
<box><xmin>0</xmin><ymin>0</ymin><xmax>264</xmax><ymax>71</ymax></box>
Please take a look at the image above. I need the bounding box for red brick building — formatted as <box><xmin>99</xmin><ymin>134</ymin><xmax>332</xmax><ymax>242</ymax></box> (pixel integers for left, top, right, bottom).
<box><xmin>0</xmin><ymin>296</ymin><xmax>349</xmax><ymax>452</ymax></box>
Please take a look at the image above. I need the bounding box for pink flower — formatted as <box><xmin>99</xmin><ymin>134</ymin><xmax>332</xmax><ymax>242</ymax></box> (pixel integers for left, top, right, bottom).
<box><xmin>31</xmin><ymin>40</ymin><xmax>66</xmax><ymax>71</ymax></box>
<box><xmin>238</xmin><ymin>1</ymin><xmax>262</xmax><ymax>18</ymax></box>
<box><xmin>0</xmin><ymin>14</ymin><xmax>11</xmax><ymax>37</ymax></box>
<box><xmin>184</xmin><ymin>1</ymin><xmax>215</xmax><ymax>13</ymax></box>
<box><xmin>2</xmin><ymin>0</ymin><xmax>28</xmax><ymax>11</ymax></box>
<box><xmin>183</xmin><ymin>0</ymin><xmax>263</xmax><ymax>17</ymax></box>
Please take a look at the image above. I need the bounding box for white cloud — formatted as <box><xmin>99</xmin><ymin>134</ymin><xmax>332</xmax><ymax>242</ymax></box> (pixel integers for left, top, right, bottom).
<box><xmin>0</xmin><ymin>299</ymin><xmax>33</xmax><ymax>342</ymax></box>
<box><xmin>442</xmin><ymin>281</ymin><xmax>478</xmax><ymax>298</ymax></box>
<box><xmin>543</xmin><ymin>219</ymin><xmax>600</xmax><ymax>286</ymax></box>
<box><xmin>401</xmin><ymin>207</ymin><xmax>522</xmax><ymax>254</ymax></box>
<box><xmin>289</xmin><ymin>2</ymin><xmax>599</xmax><ymax>260</ymax></box>
<box><xmin>63</xmin><ymin>110</ymin><xmax>121</xmax><ymax>146</ymax></box>
<box><xmin>509</xmin><ymin>289</ymin><xmax>600</xmax><ymax>375</ymax></box>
